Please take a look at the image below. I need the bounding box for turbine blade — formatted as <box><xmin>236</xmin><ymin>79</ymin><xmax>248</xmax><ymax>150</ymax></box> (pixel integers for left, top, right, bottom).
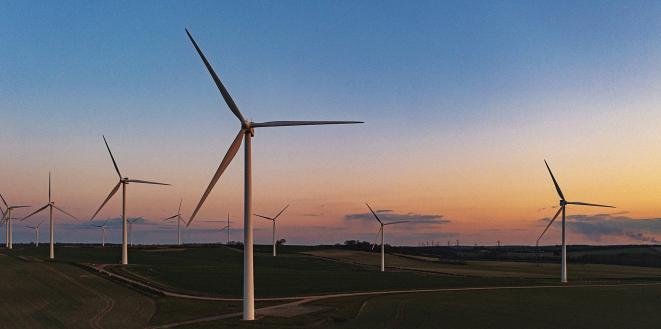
<box><xmin>187</xmin><ymin>130</ymin><xmax>244</xmax><ymax>226</ymax></box>
<box><xmin>273</xmin><ymin>204</ymin><xmax>290</xmax><ymax>220</ymax></box>
<box><xmin>185</xmin><ymin>29</ymin><xmax>246</xmax><ymax>124</ymax></box>
<box><xmin>103</xmin><ymin>135</ymin><xmax>122</xmax><ymax>179</ymax></box>
<box><xmin>0</xmin><ymin>203</ymin><xmax>4</xmax><ymax>217</ymax></box>
<box><xmin>163</xmin><ymin>215</ymin><xmax>179</xmax><ymax>221</ymax></box>
<box><xmin>252</xmin><ymin>121</ymin><xmax>364</xmax><ymax>128</ymax></box>
<box><xmin>10</xmin><ymin>206</ymin><xmax>30</xmax><ymax>209</ymax></box>
<box><xmin>20</xmin><ymin>204</ymin><xmax>49</xmax><ymax>221</ymax></box>
<box><xmin>567</xmin><ymin>201</ymin><xmax>615</xmax><ymax>208</ymax></box>
<box><xmin>537</xmin><ymin>207</ymin><xmax>563</xmax><ymax>243</ymax></box>
<box><xmin>48</xmin><ymin>172</ymin><xmax>51</xmax><ymax>203</ymax></box>
<box><xmin>127</xmin><ymin>179</ymin><xmax>170</xmax><ymax>186</ymax></box>
<box><xmin>90</xmin><ymin>182</ymin><xmax>121</xmax><ymax>221</ymax></box>
<box><xmin>52</xmin><ymin>205</ymin><xmax>78</xmax><ymax>220</ymax></box>
<box><xmin>365</xmin><ymin>202</ymin><xmax>382</xmax><ymax>224</ymax></box>
<box><xmin>544</xmin><ymin>160</ymin><xmax>565</xmax><ymax>200</ymax></box>
<box><xmin>254</xmin><ymin>214</ymin><xmax>274</xmax><ymax>221</ymax></box>
<box><xmin>384</xmin><ymin>220</ymin><xmax>410</xmax><ymax>226</ymax></box>
<box><xmin>371</xmin><ymin>227</ymin><xmax>383</xmax><ymax>251</ymax></box>
<box><xmin>0</xmin><ymin>194</ymin><xmax>8</xmax><ymax>208</ymax></box>
<box><xmin>178</xmin><ymin>198</ymin><xmax>183</xmax><ymax>214</ymax></box>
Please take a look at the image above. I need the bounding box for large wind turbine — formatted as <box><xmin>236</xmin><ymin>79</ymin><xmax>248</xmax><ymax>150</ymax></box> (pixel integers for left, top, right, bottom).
<box><xmin>537</xmin><ymin>160</ymin><xmax>615</xmax><ymax>283</ymax></box>
<box><xmin>90</xmin><ymin>136</ymin><xmax>170</xmax><ymax>265</ymax></box>
<box><xmin>20</xmin><ymin>173</ymin><xmax>77</xmax><ymax>259</ymax></box>
<box><xmin>184</xmin><ymin>29</ymin><xmax>363</xmax><ymax>320</ymax></box>
<box><xmin>25</xmin><ymin>221</ymin><xmax>44</xmax><ymax>246</ymax></box>
<box><xmin>366</xmin><ymin>203</ymin><xmax>409</xmax><ymax>272</ymax></box>
<box><xmin>163</xmin><ymin>199</ymin><xmax>185</xmax><ymax>245</ymax></box>
<box><xmin>255</xmin><ymin>204</ymin><xmax>289</xmax><ymax>257</ymax></box>
<box><xmin>0</xmin><ymin>194</ymin><xmax>30</xmax><ymax>249</ymax></box>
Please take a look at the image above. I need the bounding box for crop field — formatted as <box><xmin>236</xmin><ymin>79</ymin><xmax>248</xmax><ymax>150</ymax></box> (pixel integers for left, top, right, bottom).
<box><xmin>2</xmin><ymin>244</ymin><xmax>661</xmax><ymax>328</ymax></box>
<box><xmin>305</xmin><ymin>249</ymin><xmax>661</xmax><ymax>280</ymax></box>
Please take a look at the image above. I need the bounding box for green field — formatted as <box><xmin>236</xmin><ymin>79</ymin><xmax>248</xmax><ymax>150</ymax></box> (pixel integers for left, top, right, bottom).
<box><xmin>2</xmin><ymin>244</ymin><xmax>661</xmax><ymax>328</ymax></box>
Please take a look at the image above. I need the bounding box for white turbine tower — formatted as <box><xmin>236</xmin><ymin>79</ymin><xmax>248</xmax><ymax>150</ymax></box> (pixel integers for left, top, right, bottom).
<box><xmin>538</xmin><ymin>160</ymin><xmax>615</xmax><ymax>283</ymax></box>
<box><xmin>90</xmin><ymin>135</ymin><xmax>170</xmax><ymax>265</ymax></box>
<box><xmin>25</xmin><ymin>221</ymin><xmax>44</xmax><ymax>246</ymax></box>
<box><xmin>163</xmin><ymin>199</ymin><xmax>185</xmax><ymax>245</ymax></box>
<box><xmin>0</xmin><ymin>194</ymin><xmax>30</xmax><ymax>249</ymax></box>
<box><xmin>20</xmin><ymin>173</ymin><xmax>77</xmax><ymax>259</ymax></box>
<box><xmin>93</xmin><ymin>220</ymin><xmax>109</xmax><ymax>247</ymax></box>
<box><xmin>184</xmin><ymin>29</ymin><xmax>362</xmax><ymax>320</ymax></box>
<box><xmin>365</xmin><ymin>203</ymin><xmax>409</xmax><ymax>272</ymax></box>
<box><xmin>255</xmin><ymin>204</ymin><xmax>289</xmax><ymax>257</ymax></box>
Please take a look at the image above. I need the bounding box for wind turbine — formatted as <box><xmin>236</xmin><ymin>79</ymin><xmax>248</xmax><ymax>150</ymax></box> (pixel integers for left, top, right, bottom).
<box><xmin>90</xmin><ymin>135</ymin><xmax>170</xmax><ymax>265</ymax></box>
<box><xmin>184</xmin><ymin>29</ymin><xmax>362</xmax><ymax>320</ymax></box>
<box><xmin>220</xmin><ymin>213</ymin><xmax>232</xmax><ymax>245</ymax></box>
<box><xmin>128</xmin><ymin>217</ymin><xmax>140</xmax><ymax>247</ymax></box>
<box><xmin>25</xmin><ymin>221</ymin><xmax>44</xmax><ymax>246</ymax></box>
<box><xmin>93</xmin><ymin>220</ymin><xmax>109</xmax><ymax>247</ymax></box>
<box><xmin>255</xmin><ymin>204</ymin><xmax>289</xmax><ymax>257</ymax></box>
<box><xmin>20</xmin><ymin>173</ymin><xmax>77</xmax><ymax>259</ymax></box>
<box><xmin>537</xmin><ymin>160</ymin><xmax>615</xmax><ymax>283</ymax></box>
<box><xmin>0</xmin><ymin>194</ymin><xmax>30</xmax><ymax>249</ymax></box>
<box><xmin>365</xmin><ymin>203</ymin><xmax>409</xmax><ymax>272</ymax></box>
<box><xmin>163</xmin><ymin>199</ymin><xmax>185</xmax><ymax>245</ymax></box>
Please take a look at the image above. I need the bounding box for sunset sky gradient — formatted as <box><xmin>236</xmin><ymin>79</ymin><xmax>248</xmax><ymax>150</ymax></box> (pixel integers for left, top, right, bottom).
<box><xmin>2</xmin><ymin>1</ymin><xmax>661</xmax><ymax>245</ymax></box>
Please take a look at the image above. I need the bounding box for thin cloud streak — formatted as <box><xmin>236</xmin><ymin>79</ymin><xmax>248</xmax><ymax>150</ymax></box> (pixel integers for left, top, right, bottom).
<box><xmin>344</xmin><ymin>209</ymin><xmax>449</xmax><ymax>225</ymax></box>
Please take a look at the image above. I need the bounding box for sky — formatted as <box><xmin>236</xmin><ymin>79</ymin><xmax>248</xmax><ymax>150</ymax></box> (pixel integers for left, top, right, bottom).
<box><xmin>2</xmin><ymin>1</ymin><xmax>661</xmax><ymax>246</ymax></box>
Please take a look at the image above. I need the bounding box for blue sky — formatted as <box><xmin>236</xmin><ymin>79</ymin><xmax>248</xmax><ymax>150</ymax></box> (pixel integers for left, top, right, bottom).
<box><xmin>2</xmin><ymin>1</ymin><xmax>661</xmax><ymax>245</ymax></box>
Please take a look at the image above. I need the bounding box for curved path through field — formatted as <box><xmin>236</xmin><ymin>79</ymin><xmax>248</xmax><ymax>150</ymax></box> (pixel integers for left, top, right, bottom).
<box><xmin>88</xmin><ymin>263</ymin><xmax>661</xmax><ymax>329</ymax></box>
<box><xmin>43</xmin><ymin>263</ymin><xmax>115</xmax><ymax>329</ymax></box>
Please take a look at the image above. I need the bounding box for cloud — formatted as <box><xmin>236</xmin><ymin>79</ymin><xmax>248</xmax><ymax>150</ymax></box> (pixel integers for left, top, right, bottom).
<box><xmin>539</xmin><ymin>212</ymin><xmax>661</xmax><ymax>243</ymax></box>
<box><xmin>344</xmin><ymin>209</ymin><xmax>449</xmax><ymax>225</ymax></box>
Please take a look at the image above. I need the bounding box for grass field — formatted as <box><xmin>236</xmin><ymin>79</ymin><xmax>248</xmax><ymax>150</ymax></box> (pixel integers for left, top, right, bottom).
<box><xmin>305</xmin><ymin>249</ymin><xmax>661</xmax><ymax>280</ymax></box>
<box><xmin>2</xmin><ymin>244</ymin><xmax>661</xmax><ymax>328</ymax></box>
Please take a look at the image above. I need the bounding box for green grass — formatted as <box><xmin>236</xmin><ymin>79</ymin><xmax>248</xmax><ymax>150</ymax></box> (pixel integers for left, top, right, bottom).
<box><xmin>307</xmin><ymin>249</ymin><xmax>661</xmax><ymax>280</ymax></box>
<box><xmin>317</xmin><ymin>284</ymin><xmax>661</xmax><ymax>329</ymax></box>
<box><xmin>5</xmin><ymin>244</ymin><xmax>661</xmax><ymax>329</ymax></box>
<box><xmin>0</xmin><ymin>254</ymin><xmax>154</xmax><ymax>328</ymax></box>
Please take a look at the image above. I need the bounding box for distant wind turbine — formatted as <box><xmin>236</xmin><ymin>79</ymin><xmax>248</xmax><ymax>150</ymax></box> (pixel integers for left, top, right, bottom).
<box><xmin>184</xmin><ymin>28</ymin><xmax>363</xmax><ymax>320</ymax></box>
<box><xmin>255</xmin><ymin>204</ymin><xmax>289</xmax><ymax>257</ymax></box>
<box><xmin>366</xmin><ymin>203</ymin><xmax>409</xmax><ymax>272</ymax></box>
<box><xmin>163</xmin><ymin>199</ymin><xmax>185</xmax><ymax>245</ymax></box>
<box><xmin>537</xmin><ymin>160</ymin><xmax>615</xmax><ymax>283</ymax></box>
<box><xmin>20</xmin><ymin>173</ymin><xmax>77</xmax><ymax>259</ymax></box>
<box><xmin>128</xmin><ymin>217</ymin><xmax>140</xmax><ymax>247</ymax></box>
<box><xmin>25</xmin><ymin>221</ymin><xmax>44</xmax><ymax>246</ymax></box>
<box><xmin>93</xmin><ymin>220</ymin><xmax>109</xmax><ymax>247</ymax></box>
<box><xmin>0</xmin><ymin>194</ymin><xmax>30</xmax><ymax>249</ymax></box>
<box><xmin>90</xmin><ymin>135</ymin><xmax>170</xmax><ymax>264</ymax></box>
<box><xmin>220</xmin><ymin>213</ymin><xmax>232</xmax><ymax>245</ymax></box>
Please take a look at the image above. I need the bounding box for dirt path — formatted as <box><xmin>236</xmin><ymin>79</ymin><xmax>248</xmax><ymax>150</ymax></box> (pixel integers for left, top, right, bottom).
<box><xmin>148</xmin><ymin>281</ymin><xmax>661</xmax><ymax>328</ymax></box>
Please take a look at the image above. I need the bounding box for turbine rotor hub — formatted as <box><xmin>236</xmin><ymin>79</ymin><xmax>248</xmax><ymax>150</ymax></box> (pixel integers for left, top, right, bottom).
<box><xmin>560</xmin><ymin>200</ymin><xmax>567</xmax><ymax>206</ymax></box>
